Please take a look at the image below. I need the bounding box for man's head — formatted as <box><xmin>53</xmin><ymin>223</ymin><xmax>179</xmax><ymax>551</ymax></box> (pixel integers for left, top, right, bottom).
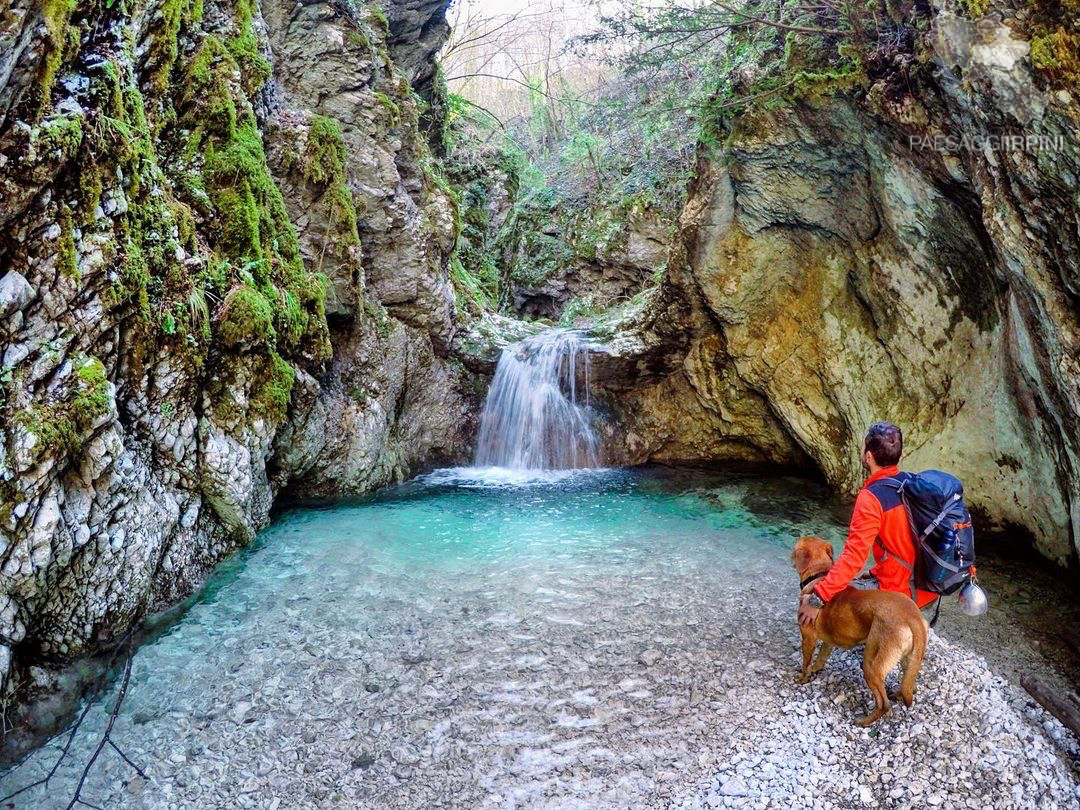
<box><xmin>863</xmin><ymin>422</ymin><xmax>903</xmax><ymax>472</ymax></box>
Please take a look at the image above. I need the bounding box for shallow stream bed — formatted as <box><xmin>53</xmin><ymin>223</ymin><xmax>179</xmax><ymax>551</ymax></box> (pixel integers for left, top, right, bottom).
<box><xmin>4</xmin><ymin>467</ymin><xmax>1079</xmax><ymax>808</ymax></box>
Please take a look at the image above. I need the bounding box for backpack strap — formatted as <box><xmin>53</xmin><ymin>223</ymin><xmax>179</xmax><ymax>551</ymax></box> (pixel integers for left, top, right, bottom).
<box><xmin>873</xmin><ymin>476</ymin><xmax>918</xmax><ymax>601</ymax></box>
<box><xmin>928</xmin><ymin>596</ymin><xmax>942</xmax><ymax>629</ymax></box>
<box><xmin>917</xmin><ymin>493</ymin><xmax>962</xmax><ymax>541</ymax></box>
<box><xmin>875</xmin><ymin>537</ymin><xmax>917</xmax><ymax>601</ymax></box>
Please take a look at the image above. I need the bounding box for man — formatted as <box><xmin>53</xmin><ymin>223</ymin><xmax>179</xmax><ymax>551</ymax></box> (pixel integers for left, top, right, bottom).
<box><xmin>799</xmin><ymin>422</ymin><xmax>937</xmax><ymax>627</ymax></box>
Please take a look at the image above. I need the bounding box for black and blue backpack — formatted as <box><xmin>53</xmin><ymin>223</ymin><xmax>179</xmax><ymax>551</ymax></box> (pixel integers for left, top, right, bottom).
<box><xmin>879</xmin><ymin>470</ymin><xmax>977</xmax><ymax>595</ymax></box>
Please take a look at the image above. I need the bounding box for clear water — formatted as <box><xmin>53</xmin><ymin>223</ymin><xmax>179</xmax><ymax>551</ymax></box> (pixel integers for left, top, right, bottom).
<box><xmin>473</xmin><ymin>330</ymin><xmax>600</xmax><ymax>469</ymax></box>
<box><xmin>0</xmin><ymin>468</ymin><xmax>851</xmax><ymax>808</ymax></box>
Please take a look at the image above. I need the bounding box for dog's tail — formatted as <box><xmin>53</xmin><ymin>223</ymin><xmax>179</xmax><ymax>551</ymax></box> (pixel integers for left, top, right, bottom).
<box><xmin>899</xmin><ymin>614</ymin><xmax>929</xmax><ymax>706</ymax></box>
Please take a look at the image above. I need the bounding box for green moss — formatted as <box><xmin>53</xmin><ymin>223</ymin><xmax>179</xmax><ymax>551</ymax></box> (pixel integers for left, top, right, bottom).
<box><xmin>35</xmin><ymin>113</ymin><xmax>83</xmax><ymax>160</ymax></box>
<box><xmin>227</xmin><ymin>28</ymin><xmax>272</xmax><ymax>95</ymax></box>
<box><xmin>300</xmin><ymin>115</ymin><xmax>361</xmax><ymax>252</ymax></box>
<box><xmin>329</xmin><ymin>183</ymin><xmax>361</xmax><ymax>247</ymax></box>
<box><xmin>303</xmin><ymin>115</ymin><xmax>348</xmax><ymax>185</ymax></box>
<box><xmin>374</xmin><ymin>92</ymin><xmax>401</xmax><ymax>125</ymax></box>
<box><xmin>147</xmin><ymin>0</ymin><xmax>197</xmax><ymax>95</ymax></box>
<box><xmin>18</xmin><ymin>355</ymin><xmax>111</xmax><ymax>458</ymax></box>
<box><xmin>300</xmin><ymin>274</ymin><xmax>333</xmax><ymax>362</ymax></box>
<box><xmin>215</xmin><ymin>184</ymin><xmax>263</xmax><ymax>263</ymax></box>
<box><xmin>558</xmin><ymin>295</ymin><xmax>600</xmax><ymax>327</ymax></box>
<box><xmin>251</xmin><ymin>350</ymin><xmax>295</xmax><ymax>423</ymax></box>
<box><xmin>347</xmin><ymin>29</ymin><xmax>371</xmax><ymax>49</ymax></box>
<box><xmin>183</xmin><ymin>37</ymin><xmax>238</xmax><ymax>135</ymax></box>
<box><xmin>218</xmin><ymin>285</ymin><xmax>276</xmax><ymax>348</ymax></box>
<box><xmin>276</xmin><ymin>288</ymin><xmax>307</xmax><ymax>346</ymax></box>
<box><xmin>77</xmin><ymin>162</ymin><xmax>104</xmax><ymax>225</ymax></box>
<box><xmin>958</xmin><ymin>0</ymin><xmax>991</xmax><ymax>17</ymax></box>
<box><xmin>115</xmin><ymin>233</ymin><xmax>151</xmax><ymax>317</ymax></box>
<box><xmin>1030</xmin><ymin>29</ymin><xmax>1080</xmax><ymax>88</ymax></box>
<box><xmin>368</xmin><ymin>3</ymin><xmax>390</xmax><ymax>32</ymax></box>
<box><xmin>156</xmin><ymin>5</ymin><xmax>335</xmax><ymax>426</ymax></box>
<box><xmin>72</xmin><ymin>356</ymin><xmax>110</xmax><ymax>423</ymax></box>
<box><xmin>57</xmin><ymin>203</ymin><xmax>78</xmax><ymax>280</ymax></box>
<box><xmin>33</xmin><ymin>0</ymin><xmax>78</xmax><ymax>118</ymax></box>
<box><xmin>363</xmin><ymin>296</ymin><xmax>392</xmax><ymax>339</ymax></box>
<box><xmin>788</xmin><ymin>60</ymin><xmax>869</xmax><ymax>104</ymax></box>
<box><xmin>450</xmin><ymin>251</ymin><xmax>496</xmax><ymax>313</ymax></box>
<box><xmin>220</xmin><ymin>0</ymin><xmax>270</xmax><ymax>94</ymax></box>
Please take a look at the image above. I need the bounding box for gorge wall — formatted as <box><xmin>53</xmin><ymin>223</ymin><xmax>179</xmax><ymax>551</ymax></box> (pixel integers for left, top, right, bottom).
<box><xmin>0</xmin><ymin>0</ymin><xmax>475</xmax><ymax>702</ymax></box>
<box><xmin>592</xmin><ymin>7</ymin><xmax>1080</xmax><ymax>570</ymax></box>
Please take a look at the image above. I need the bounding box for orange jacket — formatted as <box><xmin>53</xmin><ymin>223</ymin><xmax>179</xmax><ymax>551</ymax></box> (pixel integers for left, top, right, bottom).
<box><xmin>814</xmin><ymin>466</ymin><xmax>937</xmax><ymax>608</ymax></box>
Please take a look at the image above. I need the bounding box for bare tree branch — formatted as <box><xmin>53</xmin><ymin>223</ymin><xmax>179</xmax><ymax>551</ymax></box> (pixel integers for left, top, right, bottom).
<box><xmin>65</xmin><ymin>651</ymin><xmax>140</xmax><ymax>810</ymax></box>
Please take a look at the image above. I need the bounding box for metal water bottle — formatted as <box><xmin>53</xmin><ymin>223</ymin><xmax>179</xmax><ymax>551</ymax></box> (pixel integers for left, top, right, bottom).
<box><xmin>957</xmin><ymin>575</ymin><xmax>989</xmax><ymax>617</ymax></box>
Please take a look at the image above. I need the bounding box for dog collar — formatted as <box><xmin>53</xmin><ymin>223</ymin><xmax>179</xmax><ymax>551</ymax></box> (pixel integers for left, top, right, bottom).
<box><xmin>799</xmin><ymin>571</ymin><xmax>827</xmax><ymax>591</ymax></box>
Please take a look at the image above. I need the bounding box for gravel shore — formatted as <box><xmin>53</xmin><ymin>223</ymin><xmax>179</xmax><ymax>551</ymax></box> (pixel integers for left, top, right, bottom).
<box><xmin>673</xmin><ymin>632</ymin><xmax>1080</xmax><ymax>810</ymax></box>
<box><xmin>9</xmin><ymin>585</ymin><xmax>1076</xmax><ymax>809</ymax></box>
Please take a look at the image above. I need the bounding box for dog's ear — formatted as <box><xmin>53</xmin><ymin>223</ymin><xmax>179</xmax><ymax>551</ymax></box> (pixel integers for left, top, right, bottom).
<box><xmin>825</xmin><ymin>542</ymin><xmax>835</xmax><ymax>560</ymax></box>
<box><xmin>792</xmin><ymin>539</ymin><xmax>811</xmax><ymax>572</ymax></box>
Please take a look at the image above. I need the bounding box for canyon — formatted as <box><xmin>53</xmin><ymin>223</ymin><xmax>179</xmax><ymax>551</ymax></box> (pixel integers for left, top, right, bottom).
<box><xmin>1</xmin><ymin>0</ymin><xmax>1078</xmax><ymax>728</ymax></box>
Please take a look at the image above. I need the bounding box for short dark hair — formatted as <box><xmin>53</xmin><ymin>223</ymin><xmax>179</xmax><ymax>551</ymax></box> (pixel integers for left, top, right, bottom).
<box><xmin>864</xmin><ymin>422</ymin><xmax>903</xmax><ymax>466</ymax></box>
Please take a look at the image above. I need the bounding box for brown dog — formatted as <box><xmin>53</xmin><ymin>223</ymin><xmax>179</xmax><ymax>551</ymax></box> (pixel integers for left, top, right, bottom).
<box><xmin>791</xmin><ymin>536</ymin><xmax>929</xmax><ymax>726</ymax></box>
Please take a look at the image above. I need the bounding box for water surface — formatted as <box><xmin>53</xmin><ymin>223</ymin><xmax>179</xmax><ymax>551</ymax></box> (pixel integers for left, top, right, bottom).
<box><xmin>5</xmin><ymin>467</ymin><xmax>1075</xmax><ymax>809</ymax></box>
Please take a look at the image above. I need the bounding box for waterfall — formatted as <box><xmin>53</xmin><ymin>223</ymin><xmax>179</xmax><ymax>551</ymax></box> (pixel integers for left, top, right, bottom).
<box><xmin>473</xmin><ymin>330</ymin><xmax>600</xmax><ymax>470</ymax></box>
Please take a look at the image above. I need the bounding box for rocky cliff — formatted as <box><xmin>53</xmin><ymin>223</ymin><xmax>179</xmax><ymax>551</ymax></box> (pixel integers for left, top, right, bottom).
<box><xmin>592</xmin><ymin>6</ymin><xmax>1080</xmax><ymax>569</ymax></box>
<box><xmin>0</xmin><ymin>0</ymin><xmax>474</xmax><ymax>705</ymax></box>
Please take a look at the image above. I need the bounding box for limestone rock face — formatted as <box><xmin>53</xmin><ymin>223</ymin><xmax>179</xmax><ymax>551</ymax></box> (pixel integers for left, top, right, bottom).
<box><xmin>385</xmin><ymin>0</ymin><xmax>450</xmax><ymax>99</ymax></box>
<box><xmin>511</xmin><ymin>208</ymin><xmax>670</xmax><ymax>321</ymax></box>
<box><xmin>596</xmin><ymin>12</ymin><xmax>1080</xmax><ymax>568</ymax></box>
<box><xmin>0</xmin><ymin>0</ymin><xmax>472</xmax><ymax>701</ymax></box>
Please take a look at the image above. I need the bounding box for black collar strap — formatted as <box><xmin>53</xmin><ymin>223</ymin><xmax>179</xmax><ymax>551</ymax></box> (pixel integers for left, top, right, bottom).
<box><xmin>800</xmin><ymin>571</ymin><xmax>827</xmax><ymax>590</ymax></box>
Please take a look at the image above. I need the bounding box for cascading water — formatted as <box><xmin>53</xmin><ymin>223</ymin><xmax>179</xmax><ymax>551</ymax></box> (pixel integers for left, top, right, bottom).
<box><xmin>473</xmin><ymin>329</ymin><xmax>600</xmax><ymax>469</ymax></box>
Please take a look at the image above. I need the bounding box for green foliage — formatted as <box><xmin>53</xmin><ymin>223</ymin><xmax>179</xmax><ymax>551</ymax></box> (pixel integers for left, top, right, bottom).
<box><xmin>1023</xmin><ymin>0</ymin><xmax>1080</xmax><ymax>90</ymax></box>
<box><xmin>587</xmin><ymin>1</ymin><xmax>919</xmax><ymax>149</ymax></box>
<box><xmin>375</xmin><ymin>92</ymin><xmax>401</xmax><ymax>124</ymax></box>
<box><xmin>450</xmin><ymin>252</ymin><xmax>496</xmax><ymax>314</ymax></box>
<box><xmin>368</xmin><ymin>2</ymin><xmax>389</xmax><ymax>32</ymax></box>
<box><xmin>186</xmin><ymin>288</ymin><xmax>211</xmax><ymax>338</ymax></box>
<box><xmin>438</xmin><ymin>22</ymin><xmax>701</xmax><ymax>314</ymax></box>
<box><xmin>161</xmin><ymin>310</ymin><xmax>177</xmax><ymax>335</ymax></box>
